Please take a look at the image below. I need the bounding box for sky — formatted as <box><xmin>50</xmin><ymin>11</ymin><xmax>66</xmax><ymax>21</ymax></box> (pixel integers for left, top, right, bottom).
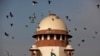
<box><xmin>0</xmin><ymin>0</ymin><xmax>100</xmax><ymax>56</ymax></box>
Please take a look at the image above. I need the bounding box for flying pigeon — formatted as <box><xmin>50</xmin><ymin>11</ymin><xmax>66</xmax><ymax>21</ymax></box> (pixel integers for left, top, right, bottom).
<box><xmin>6</xmin><ymin>15</ymin><xmax>9</xmax><ymax>19</ymax></box>
<box><xmin>4</xmin><ymin>32</ymin><xmax>9</xmax><ymax>37</ymax></box>
<box><xmin>30</xmin><ymin>18</ymin><xmax>34</xmax><ymax>23</ymax></box>
<box><xmin>48</xmin><ymin>0</ymin><xmax>51</xmax><ymax>5</ymax></box>
<box><xmin>29</xmin><ymin>16</ymin><xmax>31</xmax><ymax>20</ymax></box>
<box><xmin>66</xmin><ymin>16</ymin><xmax>68</xmax><ymax>19</ymax></box>
<box><xmin>68</xmin><ymin>19</ymin><xmax>71</xmax><ymax>21</ymax></box>
<box><xmin>10</xmin><ymin>12</ymin><xmax>13</xmax><ymax>17</ymax></box>
<box><xmin>68</xmin><ymin>30</ymin><xmax>71</xmax><ymax>32</ymax></box>
<box><xmin>29</xmin><ymin>13</ymin><xmax>36</xmax><ymax>23</ymax></box>
<box><xmin>32</xmin><ymin>13</ymin><xmax>36</xmax><ymax>19</ymax></box>
<box><xmin>83</xmin><ymin>27</ymin><xmax>87</xmax><ymax>30</ymax></box>
<box><xmin>97</xmin><ymin>4</ymin><xmax>100</xmax><ymax>8</ymax></box>
<box><xmin>32</xmin><ymin>1</ymin><xmax>38</xmax><ymax>6</ymax></box>
<box><xmin>25</xmin><ymin>25</ymin><xmax>28</xmax><ymax>27</ymax></box>
<box><xmin>81</xmin><ymin>39</ymin><xmax>85</xmax><ymax>42</ymax></box>
<box><xmin>10</xmin><ymin>23</ymin><xmax>13</xmax><ymax>27</ymax></box>
<box><xmin>95</xmin><ymin>32</ymin><xmax>98</xmax><ymax>34</ymax></box>
<box><xmin>74</xmin><ymin>28</ymin><xmax>77</xmax><ymax>31</ymax></box>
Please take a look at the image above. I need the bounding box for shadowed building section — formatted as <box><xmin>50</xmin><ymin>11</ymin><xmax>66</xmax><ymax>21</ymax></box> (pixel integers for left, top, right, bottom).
<box><xmin>29</xmin><ymin>14</ymin><xmax>74</xmax><ymax>56</ymax></box>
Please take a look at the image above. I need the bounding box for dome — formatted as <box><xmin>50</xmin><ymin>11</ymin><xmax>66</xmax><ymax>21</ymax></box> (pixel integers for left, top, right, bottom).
<box><xmin>65</xmin><ymin>44</ymin><xmax>74</xmax><ymax>50</ymax></box>
<box><xmin>30</xmin><ymin>44</ymin><xmax>38</xmax><ymax>49</ymax></box>
<box><xmin>37</xmin><ymin>14</ymin><xmax>68</xmax><ymax>31</ymax></box>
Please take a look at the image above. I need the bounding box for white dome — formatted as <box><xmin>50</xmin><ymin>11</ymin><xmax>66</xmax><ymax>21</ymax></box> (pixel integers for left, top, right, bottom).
<box><xmin>66</xmin><ymin>44</ymin><xmax>74</xmax><ymax>50</ymax></box>
<box><xmin>31</xmin><ymin>44</ymin><xmax>38</xmax><ymax>49</ymax></box>
<box><xmin>37</xmin><ymin>14</ymin><xmax>68</xmax><ymax>31</ymax></box>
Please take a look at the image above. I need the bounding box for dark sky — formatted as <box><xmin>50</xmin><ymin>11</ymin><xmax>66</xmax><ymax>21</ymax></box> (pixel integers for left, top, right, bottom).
<box><xmin>0</xmin><ymin>0</ymin><xmax>100</xmax><ymax>56</ymax></box>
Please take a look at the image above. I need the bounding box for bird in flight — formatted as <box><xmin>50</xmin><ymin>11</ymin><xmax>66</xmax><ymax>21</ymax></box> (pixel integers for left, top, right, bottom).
<box><xmin>68</xmin><ymin>30</ymin><xmax>71</xmax><ymax>32</ymax></box>
<box><xmin>81</xmin><ymin>39</ymin><xmax>85</xmax><ymax>43</ymax></box>
<box><xmin>25</xmin><ymin>25</ymin><xmax>28</xmax><ymax>27</ymax></box>
<box><xmin>74</xmin><ymin>28</ymin><xmax>77</xmax><ymax>31</ymax></box>
<box><xmin>95</xmin><ymin>31</ymin><xmax>98</xmax><ymax>34</ymax></box>
<box><xmin>6</xmin><ymin>12</ymin><xmax>14</xmax><ymax>19</ymax></box>
<box><xmin>65</xmin><ymin>16</ymin><xmax>68</xmax><ymax>19</ymax></box>
<box><xmin>65</xmin><ymin>16</ymin><xmax>71</xmax><ymax>22</ymax></box>
<box><xmin>10</xmin><ymin>23</ymin><xmax>13</xmax><ymax>27</ymax></box>
<box><xmin>30</xmin><ymin>19</ymin><xmax>34</xmax><ymax>23</ymax></box>
<box><xmin>83</xmin><ymin>27</ymin><xmax>87</xmax><ymax>30</ymax></box>
<box><xmin>4</xmin><ymin>32</ymin><xmax>9</xmax><ymax>37</ymax></box>
<box><xmin>6</xmin><ymin>15</ymin><xmax>9</xmax><ymax>19</ymax></box>
<box><xmin>10</xmin><ymin>12</ymin><xmax>13</xmax><ymax>17</ymax></box>
<box><xmin>68</xmin><ymin>19</ymin><xmax>71</xmax><ymax>22</ymax></box>
<box><xmin>97</xmin><ymin>4</ymin><xmax>100</xmax><ymax>8</ymax></box>
<box><xmin>48</xmin><ymin>0</ymin><xmax>51</xmax><ymax>5</ymax></box>
<box><xmin>32</xmin><ymin>0</ymin><xmax>38</xmax><ymax>6</ymax></box>
<box><xmin>29</xmin><ymin>13</ymin><xmax>36</xmax><ymax>23</ymax></box>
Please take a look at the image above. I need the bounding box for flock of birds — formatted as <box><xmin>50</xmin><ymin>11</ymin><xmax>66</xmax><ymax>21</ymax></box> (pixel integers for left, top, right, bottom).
<box><xmin>4</xmin><ymin>0</ymin><xmax>53</xmax><ymax>40</ymax></box>
<box><xmin>4</xmin><ymin>0</ymin><xmax>100</xmax><ymax>44</ymax></box>
<box><xmin>3</xmin><ymin>0</ymin><xmax>100</xmax><ymax>56</ymax></box>
<box><xmin>66</xmin><ymin>15</ymin><xmax>99</xmax><ymax>46</ymax></box>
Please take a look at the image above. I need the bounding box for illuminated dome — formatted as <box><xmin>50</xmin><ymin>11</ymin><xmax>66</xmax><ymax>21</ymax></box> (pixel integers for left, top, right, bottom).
<box><xmin>30</xmin><ymin>44</ymin><xmax>38</xmax><ymax>49</ymax></box>
<box><xmin>37</xmin><ymin>14</ymin><xmax>68</xmax><ymax>31</ymax></box>
<box><xmin>65</xmin><ymin>44</ymin><xmax>74</xmax><ymax>50</ymax></box>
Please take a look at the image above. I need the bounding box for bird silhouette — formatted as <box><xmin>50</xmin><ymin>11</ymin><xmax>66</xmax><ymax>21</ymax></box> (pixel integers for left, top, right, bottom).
<box><xmin>97</xmin><ymin>4</ymin><xmax>100</xmax><ymax>8</ymax></box>
<box><xmin>4</xmin><ymin>32</ymin><xmax>9</xmax><ymax>37</ymax></box>
<box><xmin>66</xmin><ymin>16</ymin><xmax>68</xmax><ymax>19</ymax></box>
<box><xmin>10</xmin><ymin>12</ymin><xmax>13</xmax><ymax>17</ymax></box>
<box><xmin>83</xmin><ymin>27</ymin><xmax>87</xmax><ymax>30</ymax></box>
<box><xmin>68</xmin><ymin>30</ymin><xmax>71</xmax><ymax>32</ymax></box>
<box><xmin>29</xmin><ymin>16</ymin><xmax>31</xmax><ymax>20</ymax></box>
<box><xmin>29</xmin><ymin>13</ymin><xmax>36</xmax><ymax>23</ymax></box>
<box><xmin>12</xmin><ymin>37</ymin><xmax>15</xmax><ymax>39</ymax></box>
<box><xmin>32</xmin><ymin>1</ymin><xmax>38</xmax><ymax>6</ymax></box>
<box><xmin>6</xmin><ymin>15</ymin><xmax>9</xmax><ymax>19</ymax></box>
<box><xmin>32</xmin><ymin>13</ymin><xmax>36</xmax><ymax>19</ymax></box>
<box><xmin>30</xmin><ymin>18</ymin><xmax>34</xmax><ymax>23</ymax></box>
<box><xmin>25</xmin><ymin>25</ymin><xmax>28</xmax><ymax>27</ymax></box>
<box><xmin>95</xmin><ymin>32</ymin><xmax>98</xmax><ymax>34</ymax></box>
<box><xmin>10</xmin><ymin>23</ymin><xmax>13</xmax><ymax>27</ymax></box>
<box><xmin>81</xmin><ymin>39</ymin><xmax>85</xmax><ymax>43</ymax></box>
<box><xmin>74</xmin><ymin>28</ymin><xmax>77</xmax><ymax>31</ymax></box>
<box><xmin>48</xmin><ymin>0</ymin><xmax>51</xmax><ymax>5</ymax></box>
<box><xmin>68</xmin><ymin>19</ymin><xmax>71</xmax><ymax>21</ymax></box>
